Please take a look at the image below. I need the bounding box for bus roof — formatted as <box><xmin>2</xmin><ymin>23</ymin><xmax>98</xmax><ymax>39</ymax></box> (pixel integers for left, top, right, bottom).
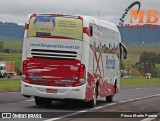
<box><xmin>26</xmin><ymin>14</ymin><xmax>119</xmax><ymax>32</ymax></box>
<box><xmin>82</xmin><ymin>16</ymin><xmax>119</xmax><ymax>32</ymax></box>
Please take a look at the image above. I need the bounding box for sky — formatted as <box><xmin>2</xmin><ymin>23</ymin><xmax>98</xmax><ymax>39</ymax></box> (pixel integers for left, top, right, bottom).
<box><xmin>0</xmin><ymin>0</ymin><xmax>159</xmax><ymax>25</ymax></box>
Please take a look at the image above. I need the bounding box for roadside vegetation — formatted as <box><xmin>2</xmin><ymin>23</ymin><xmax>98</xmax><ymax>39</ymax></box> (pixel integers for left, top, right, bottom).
<box><xmin>0</xmin><ymin>40</ymin><xmax>22</xmax><ymax>75</ymax></box>
<box><xmin>0</xmin><ymin>41</ymin><xmax>160</xmax><ymax>91</ymax></box>
<box><xmin>134</xmin><ymin>51</ymin><xmax>160</xmax><ymax>78</ymax></box>
<box><xmin>123</xmin><ymin>45</ymin><xmax>160</xmax><ymax>78</ymax></box>
<box><xmin>0</xmin><ymin>80</ymin><xmax>20</xmax><ymax>91</ymax></box>
<box><xmin>0</xmin><ymin>40</ymin><xmax>23</xmax><ymax>52</ymax></box>
<box><xmin>0</xmin><ymin>77</ymin><xmax>160</xmax><ymax>92</ymax></box>
<box><xmin>121</xmin><ymin>77</ymin><xmax>160</xmax><ymax>86</ymax></box>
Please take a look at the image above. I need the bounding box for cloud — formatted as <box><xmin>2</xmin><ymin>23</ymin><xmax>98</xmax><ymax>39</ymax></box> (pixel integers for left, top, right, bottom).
<box><xmin>0</xmin><ymin>0</ymin><xmax>159</xmax><ymax>25</ymax></box>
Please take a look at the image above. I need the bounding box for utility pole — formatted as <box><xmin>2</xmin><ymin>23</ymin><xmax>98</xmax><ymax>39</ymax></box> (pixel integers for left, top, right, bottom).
<box><xmin>158</xmin><ymin>69</ymin><xmax>160</xmax><ymax>78</ymax></box>
<box><xmin>98</xmin><ymin>10</ymin><xmax>100</xmax><ymax>19</ymax></box>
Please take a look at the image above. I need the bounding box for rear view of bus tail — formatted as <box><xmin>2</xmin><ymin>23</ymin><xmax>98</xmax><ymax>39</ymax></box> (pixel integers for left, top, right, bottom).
<box><xmin>21</xmin><ymin>14</ymin><xmax>86</xmax><ymax>106</ymax></box>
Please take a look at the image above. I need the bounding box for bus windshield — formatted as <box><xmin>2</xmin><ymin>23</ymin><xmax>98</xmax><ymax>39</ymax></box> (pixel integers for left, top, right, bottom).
<box><xmin>28</xmin><ymin>15</ymin><xmax>83</xmax><ymax>40</ymax></box>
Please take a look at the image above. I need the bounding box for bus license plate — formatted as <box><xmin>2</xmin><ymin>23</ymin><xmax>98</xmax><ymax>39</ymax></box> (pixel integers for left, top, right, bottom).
<box><xmin>46</xmin><ymin>89</ymin><xmax>57</xmax><ymax>93</ymax></box>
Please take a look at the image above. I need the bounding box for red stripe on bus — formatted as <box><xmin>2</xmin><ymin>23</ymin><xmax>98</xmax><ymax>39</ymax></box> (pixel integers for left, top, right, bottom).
<box><xmin>83</xmin><ymin>27</ymin><xmax>90</xmax><ymax>36</ymax></box>
<box><xmin>25</xmin><ymin>23</ymin><xmax>29</xmax><ymax>30</ymax></box>
<box><xmin>37</xmin><ymin>36</ymin><xmax>75</xmax><ymax>40</ymax></box>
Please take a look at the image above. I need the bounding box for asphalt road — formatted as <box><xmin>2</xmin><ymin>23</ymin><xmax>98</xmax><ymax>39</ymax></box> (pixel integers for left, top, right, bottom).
<box><xmin>0</xmin><ymin>85</ymin><xmax>160</xmax><ymax>121</ymax></box>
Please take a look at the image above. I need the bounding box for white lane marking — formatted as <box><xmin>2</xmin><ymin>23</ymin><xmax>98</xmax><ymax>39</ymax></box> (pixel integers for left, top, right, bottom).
<box><xmin>128</xmin><ymin>99</ymin><xmax>134</xmax><ymax>101</ymax></box>
<box><xmin>44</xmin><ymin>110</ymin><xmax>91</xmax><ymax>121</ymax></box>
<box><xmin>149</xmin><ymin>87</ymin><xmax>153</xmax><ymax>88</ymax></box>
<box><xmin>141</xmin><ymin>118</ymin><xmax>156</xmax><ymax>121</ymax></box>
<box><xmin>107</xmin><ymin>102</ymin><xmax>117</xmax><ymax>106</ymax></box>
<box><xmin>120</xmin><ymin>86</ymin><xmax>159</xmax><ymax>92</ymax></box>
<box><xmin>43</xmin><ymin>102</ymin><xmax>116</xmax><ymax>121</ymax></box>
<box><xmin>44</xmin><ymin>94</ymin><xmax>160</xmax><ymax>121</ymax></box>
<box><xmin>135</xmin><ymin>88</ymin><xmax>141</xmax><ymax>90</ymax></box>
<box><xmin>119</xmin><ymin>100</ymin><xmax>127</xmax><ymax>103</ymax></box>
<box><xmin>120</xmin><ymin>88</ymin><xmax>141</xmax><ymax>92</ymax></box>
<box><xmin>25</xmin><ymin>99</ymin><xmax>34</xmax><ymax>102</ymax></box>
<box><xmin>119</xmin><ymin>94</ymin><xmax>160</xmax><ymax>103</ymax></box>
<box><xmin>93</xmin><ymin>106</ymin><xmax>104</xmax><ymax>110</ymax></box>
<box><xmin>78</xmin><ymin>110</ymin><xmax>88</xmax><ymax>113</ymax></box>
<box><xmin>0</xmin><ymin>92</ymin><xmax>20</xmax><ymax>94</ymax></box>
<box><xmin>0</xmin><ymin>99</ymin><xmax>34</xmax><ymax>105</ymax></box>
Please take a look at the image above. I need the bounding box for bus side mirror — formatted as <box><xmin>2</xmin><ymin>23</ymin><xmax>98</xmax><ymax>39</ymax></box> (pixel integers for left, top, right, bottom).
<box><xmin>123</xmin><ymin>49</ymin><xmax>127</xmax><ymax>59</ymax></box>
<box><xmin>89</xmin><ymin>26</ymin><xmax>93</xmax><ymax>36</ymax></box>
<box><xmin>120</xmin><ymin>43</ymin><xmax>127</xmax><ymax>60</ymax></box>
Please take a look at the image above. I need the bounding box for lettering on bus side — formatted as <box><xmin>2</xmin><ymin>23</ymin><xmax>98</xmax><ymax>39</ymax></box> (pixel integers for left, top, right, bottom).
<box><xmin>106</xmin><ymin>55</ymin><xmax>116</xmax><ymax>69</ymax></box>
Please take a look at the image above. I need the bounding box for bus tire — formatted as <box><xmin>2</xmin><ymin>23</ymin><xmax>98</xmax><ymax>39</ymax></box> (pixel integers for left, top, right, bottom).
<box><xmin>35</xmin><ymin>97</ymin><xmax>44</xmax><ymax>106</ymax></box>
<box><xmin>106</xmin><ymin>95</ymin><xmax>113</xmax><ymax>102</ymax></box>
<box><xmin>88</xmin><ymin>86</ymin><xmax>98</xmax><ymax>108</ymax></box>
<box><xmin>43</xmin><ymin>99</ymin><xmax>52</xmax><ymax>106</ymax></box>
<box><xmin>106</xmin><ymin>81</ymin><xmax>116</xmax><ymax>103</ymax></box>
<box><xmin>114</xmin><ymin>80</ymin><xmax>117</xmax><ymax>94</ymax></box>
<box><xmin>35</xmin><ymin>97</ymin><xmax>52</xmax><ymax>106</ymax></box>
<box><xmin>3</xmin><ymin>73</ymin><xmax>7</xmax><ymax>78</ymax></box>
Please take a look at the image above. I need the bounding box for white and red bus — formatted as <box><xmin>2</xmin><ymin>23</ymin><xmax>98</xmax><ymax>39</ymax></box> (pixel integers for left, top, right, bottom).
<box><xmin>21</xmin><ymin>14</ymin><xmax>127</xmax><ymax>107</ymax></box>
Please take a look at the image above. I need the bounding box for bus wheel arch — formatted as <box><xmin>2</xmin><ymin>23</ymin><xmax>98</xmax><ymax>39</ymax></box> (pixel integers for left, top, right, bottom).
<box><xmin>106</xmin><ymin>78</ymin><xmax>117</xmax><ymax>103</ymax></box>
<box><xmin>88</xmin><ymin>81</ymin><xmax>98</xmax><ymax>108</ymax></box>
<box><xmin>114</xmin><ymin>78</ymin><xmax>117</xmax><ymax>94</ymax></box>
<box><xmin>96</xmin><ymin>81</ymin><xmax>99</xmax><ymax>97</ymax></box>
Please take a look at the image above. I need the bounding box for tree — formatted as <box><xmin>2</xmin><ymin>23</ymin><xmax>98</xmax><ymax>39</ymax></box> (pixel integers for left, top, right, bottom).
<box><xmin>0</xmin><ymin>40</ymin><xmax>4</xmax><ymax>52</ymax></box>
<box><xmin>135</xmin><ymin>51</ymin><xmax>160</xmax><ymax>78</ymax></box>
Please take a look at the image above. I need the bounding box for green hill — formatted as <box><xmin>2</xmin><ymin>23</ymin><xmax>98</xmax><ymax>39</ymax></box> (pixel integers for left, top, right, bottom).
<box><xmin>0</xmin><ymin>21</ymin><xmax>160</xmax><ymax>46</ymax></box>
<box><xmin>0</xmin><ymin>22</ymin><xmax>24</xmax><ymax>40</ymax></box>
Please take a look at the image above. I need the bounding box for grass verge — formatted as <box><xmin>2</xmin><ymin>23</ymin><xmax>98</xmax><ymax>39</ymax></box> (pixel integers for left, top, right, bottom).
<box><xmin>121</xmin><ymin>77</ymin><xmax>160</xmax><ymax>86</ymax></box>
<box><xmin>0</xmin><ymin>80</ymin><xmax>20</xmax><ymax>92</ymax></box>
<box><xmin>0</xmin><ymin>77</ymin><xmax>160</xmax><ymax>92</ymax></box>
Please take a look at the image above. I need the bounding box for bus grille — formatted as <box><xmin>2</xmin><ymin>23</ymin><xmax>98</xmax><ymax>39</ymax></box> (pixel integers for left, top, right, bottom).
<box><xmin>31</xmin><ymin>49</ymin><xmax>77</xmax><ymax>60</ymax></box>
